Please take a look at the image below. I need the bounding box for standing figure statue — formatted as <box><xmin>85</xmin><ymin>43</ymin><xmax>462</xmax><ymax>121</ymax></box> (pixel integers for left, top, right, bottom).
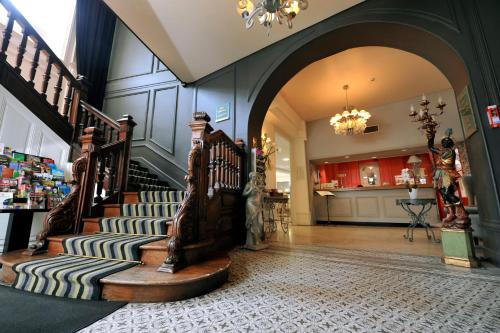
<box><xmin>243</xmin><ymin>172</ymin><xmax>268</xmax><ymax>250</ymax></box>
<box><xmin>428</xmin><ymin>128</ymin><xmax>470</xmax><ymax>229</ymax></box>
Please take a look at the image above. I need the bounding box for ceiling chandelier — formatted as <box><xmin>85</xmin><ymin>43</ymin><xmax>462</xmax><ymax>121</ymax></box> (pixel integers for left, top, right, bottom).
<box><xmin>236</xmin><ymin>0</ymin><xmax>308</xmax><ymax>33</ymax></box>
<box><xmin>330</xmin><ymin>85</ymin><xmax>371</xmax><ymax>136</ymax></box>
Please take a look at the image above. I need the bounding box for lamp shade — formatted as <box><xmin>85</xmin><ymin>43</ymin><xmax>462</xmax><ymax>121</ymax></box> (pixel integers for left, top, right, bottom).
<box><xmin>407</xmin><ymin>155</ymin><xmax>422</xmax><ymax>164</ymax></box>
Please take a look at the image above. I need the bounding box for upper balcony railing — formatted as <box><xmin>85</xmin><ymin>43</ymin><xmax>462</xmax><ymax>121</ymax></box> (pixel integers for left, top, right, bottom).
<box><xmin>0</xmin><ymin>0</ymin><xmax>82</xmax><ymax>124</ymax></box>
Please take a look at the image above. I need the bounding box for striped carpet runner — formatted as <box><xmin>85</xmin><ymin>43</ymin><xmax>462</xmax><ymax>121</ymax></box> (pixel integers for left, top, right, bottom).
<box><xmin>12</xmin><ymin>189</ymin><xmax>185</xmax><ymax>300</ymax></box>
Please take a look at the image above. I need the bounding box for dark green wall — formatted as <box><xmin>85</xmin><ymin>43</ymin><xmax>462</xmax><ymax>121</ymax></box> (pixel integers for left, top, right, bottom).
<box><xmin>105</xmin><ymin>0</ymin><xmax>500</xmax><ymax>265</ymax></box>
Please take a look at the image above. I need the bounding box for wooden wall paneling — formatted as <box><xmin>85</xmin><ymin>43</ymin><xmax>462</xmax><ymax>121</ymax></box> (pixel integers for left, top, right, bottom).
<box><xmin>107</xmin><ymin>22</ymin><xmax>155</xmax><ymax>81</ymax></box>
<box><xmin>355</xmin><ymin>197</ymin><xmax>380</xmax><ymax>218</ymax></box>
<box><xmin>195</xmin><ymin>68</ymin><xmax>236</xmax><ymax>139</ymax></box>
<box><xmin>149</xmin><ymin>86</ymin><xmax>178</xmax><ymax>155</ymax></box>
<box><xmin>331</xmin><ymin>198</ymin><xmax>352</xmax><ymax>217</ymax></box>
<box><xmin>103</xmin><ymin>91</ymin><xmax>150</xmax><ymax>141</ymax></box>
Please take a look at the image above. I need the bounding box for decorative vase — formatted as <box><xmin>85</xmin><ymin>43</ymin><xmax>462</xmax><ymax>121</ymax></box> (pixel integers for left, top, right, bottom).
<box><xmin>409</xmin><ymin>188</ymin><xmax>418</xmax><ymax>200</ymax></box>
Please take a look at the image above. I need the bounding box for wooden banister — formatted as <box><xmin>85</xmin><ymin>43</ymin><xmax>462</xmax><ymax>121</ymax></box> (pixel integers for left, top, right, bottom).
<box><xmin>0</xmin><ymin>0</ymin><xmax>89</xmax><ymax>146</ymax></box>
<box><xmin>159</xmin><ymin>112</ymin><xmax>246</xmax><ymax>273</ymax></box>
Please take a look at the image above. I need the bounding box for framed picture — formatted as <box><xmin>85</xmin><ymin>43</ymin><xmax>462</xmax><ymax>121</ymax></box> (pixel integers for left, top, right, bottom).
<box><xmin>456</xmin><ymin>86</ymin><xmax>478</xmax><ymax>139</ymax></box>
<box><xmin>215</xmin><ymin>103</ymin><xmax>230</xmax><ymax>123</ymax></box>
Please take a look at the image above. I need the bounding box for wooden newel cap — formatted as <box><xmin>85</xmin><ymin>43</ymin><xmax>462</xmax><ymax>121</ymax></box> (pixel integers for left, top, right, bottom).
<box><xmin>235</xmin><ymin>138</ymin><xmax>245</xmax><ymax>149</ymax></box>
<box><xmin>193</xmin><ymin>112</ymin><xmax>211</xmax><ymax>122</ymax></box>
<box><xmin>117</xmin><ymin>114</ymin><xmax>137</xmax><ymax>128</ymax></box>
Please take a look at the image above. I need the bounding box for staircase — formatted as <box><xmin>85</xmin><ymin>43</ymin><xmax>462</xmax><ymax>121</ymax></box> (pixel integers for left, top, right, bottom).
<box><xmin>0</xmin><ymin>159</ymin><xmax>230</xmax><ymax>301</ymax></box>
<box><xmin>0</xmin><ymin>0</ymin><xmax>246</xmax><ymax>303</ymax></box>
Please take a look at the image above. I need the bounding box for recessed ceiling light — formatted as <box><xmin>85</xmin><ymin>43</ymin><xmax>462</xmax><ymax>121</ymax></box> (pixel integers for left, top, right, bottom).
<box><xmin>345</xmin><ymin>155</ymin><xmax>350</xmax><ymax>159</ymax></box>
<box><xmin>282</xmin><ymin>158</ymin><xmax>290</xmax><ymax>161</ymax></box>
<box><xmin>401</xmin><ymin>149</ymin><xmax>408</xmax><ymax>152</ymax></box>
<box><xmin>324</xmin><ymin>161</ymin><xmax>329</xmax><ymax>164</ymax></box>
<box><xmin>371</xmin><ymin>156</ymin><xmax>377</xmax><ymax>159</ymax></box>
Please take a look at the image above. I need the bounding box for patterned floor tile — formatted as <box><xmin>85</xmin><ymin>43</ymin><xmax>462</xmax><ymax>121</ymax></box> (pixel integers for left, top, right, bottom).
<box><xmin>80</xmin><ymin>245</ymin><xmax>500</xmax><ymax>333</ymax></box>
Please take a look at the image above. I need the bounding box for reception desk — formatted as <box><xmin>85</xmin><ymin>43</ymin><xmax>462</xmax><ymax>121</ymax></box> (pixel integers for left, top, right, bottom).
<box><xmin>314</xmin><ymin>185</ymin><xmax>441</xmax><ymax>226</ymax></box>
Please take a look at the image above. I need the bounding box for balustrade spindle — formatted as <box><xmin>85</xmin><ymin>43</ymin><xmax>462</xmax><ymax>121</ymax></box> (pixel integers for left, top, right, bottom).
<box><xmin>62</xmin><ymin>81</ymin><xmax>72</xmax><ymax>119</ymax></box>
<box><xmin>231</xmin><ymin>150</ymin><xmax>236</xmax><ymax>189</ymax></box>
<box><xmin>95</xmin><ymin>155</ymin><xmax>107</xmax><ymax>203</ymax></box>
<box><xmin>40</xmin><ymin>54</ymin><xmax>53</xmax><ymax>97</ymax></box>
<box><xmin>52</xmin><ymin>68</ymin><xmax>63</xmax><ymax>107</ymax></box>
<box><xmin>209</xmin><ymin>144</ymin><xmax>216</xmax><ymax>192</ymax></box>
<box><xmin>215</xmin><ymin>140</ymin><xmax>223</xmax><ymax>189</ymax></box>
<box><xmin>108</xmin><ymin>128</ymin><xmax>114</xmax><ymax>144</ymax></box>
<box><xmin>237</xmin><ymin>155</ymin><xmax>242</xmax><ymax>189</ymax></box>
<box><xmin>224</xmin><ymin>142</ymin><xmax>230</xmax><ymax>188</ymax></box>
<box><xmin>79</xmin><ymin>109</ymin><xmax>88</xmax><ymax>138</ymax></box>
<box><xmin>15</xmin><ymin>26</ymin><xmax>29</xmax><ymax>73</ymax></box>
<box><xmin>107</xmin><ymin>152</ymin><xmax>117</xmax><ymax>196</ymax></box>
<box><xmin>0</xmin><ymin>12</ymin><xmax>14</xmax><ymax>61</ymax></box>
<box><xmin>28</xmin><ymin>43</ymin><xmax>41</xmax><ymax>84</ymax></box>
<box><xmin>102</xmin><ymin>123</ymin><xmax>108</xmax><ymax>144</ymax></box>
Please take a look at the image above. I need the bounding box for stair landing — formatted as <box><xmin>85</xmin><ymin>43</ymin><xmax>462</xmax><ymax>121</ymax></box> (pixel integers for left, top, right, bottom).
<box><xmin>0</xmin><ymin>250</ymin><xmax>230</xmax><ymax>302</ymax></box>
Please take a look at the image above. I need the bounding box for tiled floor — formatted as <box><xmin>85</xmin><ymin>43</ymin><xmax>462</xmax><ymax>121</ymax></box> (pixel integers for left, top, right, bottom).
<box><xmin>270</xmin><ymin>225</ymin><xmax>444</xmax><ymax>257</ymax></box>
<box><xmin>81</xmin><ymin>227</ymin><xmax>500</xmax><ymax>332</ymax></box>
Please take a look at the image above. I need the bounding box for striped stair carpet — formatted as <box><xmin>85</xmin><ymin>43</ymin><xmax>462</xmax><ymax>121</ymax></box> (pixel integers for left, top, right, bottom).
<box><xmin>12</xmin><ymin>186</ymin><xmax>186</xmax><ymax>300</ymax></box>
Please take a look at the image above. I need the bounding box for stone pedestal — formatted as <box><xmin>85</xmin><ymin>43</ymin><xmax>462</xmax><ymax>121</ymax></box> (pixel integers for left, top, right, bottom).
<box><xmin>441</xmin><ymin>228</ymin><xmax>479</xmax><ymax>267</ymax></box>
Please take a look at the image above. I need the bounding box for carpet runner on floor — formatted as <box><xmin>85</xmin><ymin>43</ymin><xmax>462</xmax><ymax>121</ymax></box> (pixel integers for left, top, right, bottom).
<box><xmin>12</xmin><ymin>189</ymin><xmax>185</xmax><ymax>300</ymax></box>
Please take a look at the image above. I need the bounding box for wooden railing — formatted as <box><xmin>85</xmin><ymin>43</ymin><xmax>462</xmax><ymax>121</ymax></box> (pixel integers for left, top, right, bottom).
<box><xmin>0</xmin><ymin>0</ymin><xmax>86</xmax><ymax>143</ymax></box>
<box><xmin>79</xmin><ymin>101</ymin><xmax>122</xmax><ymax>145</ymax></box>
<box><xmin>27</xmin><ymin>116</ymin><xmax>136</xmax><ymax>255</ymax></box>
<box><xmin>159</xmin><ymin>112</ymin><xmax>246</xmax><ymax>273</ymax></box>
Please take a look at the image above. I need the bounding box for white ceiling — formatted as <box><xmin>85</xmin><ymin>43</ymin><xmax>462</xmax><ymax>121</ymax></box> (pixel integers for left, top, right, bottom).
<box><xmin>103</xmin><ymin>0</ymin><xmax>364</xmax><ymax>82</ymax></box>
<box><xmin>280</xmin><ymin>46</ymin><xmax>452</xmax><ymax>122</ymax></box>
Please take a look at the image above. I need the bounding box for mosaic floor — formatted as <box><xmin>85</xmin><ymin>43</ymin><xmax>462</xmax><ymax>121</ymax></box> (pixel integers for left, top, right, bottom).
<box><xmin>80</xmin><ymin>245</ymin><xmax>500</xmax><ymax>333</ymax></box>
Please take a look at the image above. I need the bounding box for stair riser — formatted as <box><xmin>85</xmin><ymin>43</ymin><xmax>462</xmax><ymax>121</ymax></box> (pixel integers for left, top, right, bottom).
<box><xmin>104</xmin><ymin>205</ymin><xmax>121</xmax><ymax>217</ymax></box>
<box><xmin>141</xmin><ymin>249</ymin><xmax>168</xmax><ymax>266</ymax></box>
<box><xmin>102</xmin><ymin>269</ymin><xmax>228</xmax><ymax>302</ymax></box>
<box><xmin>123</xmin><ymin>192</ymin><xmax>139</xmax><ymax>204</ymax></box>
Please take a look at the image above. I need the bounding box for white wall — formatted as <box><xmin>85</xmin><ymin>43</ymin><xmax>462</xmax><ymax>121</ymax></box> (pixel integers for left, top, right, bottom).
<box><xmin>262</xmin><ymin>93</ymin><xmax>312</xmax><ymax>225</ymax></box>
<box><xmin>306</xmin><ymin>89</ymin><xmax>464</xmax><ymax>160</ymax></box>
<box><xmin>0</xmin><ymin>84</ymin><xmax>71</xmax><ymax>252</ymax></box>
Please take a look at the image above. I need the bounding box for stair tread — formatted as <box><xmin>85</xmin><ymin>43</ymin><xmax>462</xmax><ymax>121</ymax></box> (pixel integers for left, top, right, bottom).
<box><xmin>100</xmin><ymin>253</ymin><xmax>230</xmax><ymax>286</ymax></box>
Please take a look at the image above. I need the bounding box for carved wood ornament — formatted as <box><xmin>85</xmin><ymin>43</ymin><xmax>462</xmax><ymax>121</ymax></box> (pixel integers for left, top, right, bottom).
<box><xmin>25</xmin><ymin>154</ymin><xmax>88</xmax><ymax>255</ymax></box>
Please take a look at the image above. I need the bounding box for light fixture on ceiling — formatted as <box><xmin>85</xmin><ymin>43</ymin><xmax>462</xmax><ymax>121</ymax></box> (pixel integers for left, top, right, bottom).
<box><xmin>236</xmin><ymin>0</ymin><xmax>308</xmax><ymax>34</ymax></box>
<box><xmin>282</xmin><ymin>157</ymin><xmax>290</xmax><ymax>161</ymax></box>
<box><xmin>330</xmin><ymin>85</ymin><xmax>371</xmax><ymax>136</ymax></box>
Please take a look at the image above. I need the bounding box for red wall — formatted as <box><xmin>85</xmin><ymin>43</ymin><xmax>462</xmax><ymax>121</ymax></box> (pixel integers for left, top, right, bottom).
<box><xmin>319</xmin><ymin>153</ymin><xmax>433</xmax><ymax>187</ymax></box>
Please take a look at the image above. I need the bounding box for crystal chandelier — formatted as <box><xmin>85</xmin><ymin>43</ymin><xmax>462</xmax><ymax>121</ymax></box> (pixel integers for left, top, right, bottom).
<box><xmin>330</xmin><ymin>85</ymin><xmax>371</xmax><ymax>136</ymax></box>
<box><xmin>236</xmin><ymin>0</ymin><xmax>308</xmax><ymax>33</ymax></box>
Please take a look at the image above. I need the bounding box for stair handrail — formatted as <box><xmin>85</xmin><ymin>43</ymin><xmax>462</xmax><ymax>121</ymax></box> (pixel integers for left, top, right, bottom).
<box><xmin>159</xmin><ymin>112</ymin><xmax>245</xmax><ymax>273</ymax></box>
<box><xmin>0</xmin><ymin>0</ymin><xmax>86</xmax><ymax>142</ymax></box>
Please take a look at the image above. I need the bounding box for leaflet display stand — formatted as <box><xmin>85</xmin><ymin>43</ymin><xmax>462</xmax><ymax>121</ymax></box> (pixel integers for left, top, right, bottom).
<box><xmin>315</xmin><ymin>191</ymin><xmax>336</xmax><ymax>224</ymax></box>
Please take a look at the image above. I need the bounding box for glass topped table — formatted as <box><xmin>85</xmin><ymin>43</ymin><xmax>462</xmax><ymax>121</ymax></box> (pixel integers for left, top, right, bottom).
<box><xmin>396</xmin><ymin>198</ymin><xmax>440</xmax><ymax>243</ymax></box>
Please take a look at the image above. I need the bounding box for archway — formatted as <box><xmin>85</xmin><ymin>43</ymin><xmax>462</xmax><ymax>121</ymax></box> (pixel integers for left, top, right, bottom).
<box><xmin>247</xmin><ymin>21</ymin><xmax>482</xmax><ymax>256</ymax></box>
<box><xmin>248</xmin><ymin>22</ymin><xmax>469</xmax><ymax>141</ymax></box>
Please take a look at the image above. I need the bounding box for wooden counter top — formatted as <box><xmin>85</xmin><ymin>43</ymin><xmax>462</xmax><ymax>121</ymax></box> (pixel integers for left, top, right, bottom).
<box><xmin>321</xmin><ymin>184</ymin><xmax>434</xmax><ymax>192</ymax></box>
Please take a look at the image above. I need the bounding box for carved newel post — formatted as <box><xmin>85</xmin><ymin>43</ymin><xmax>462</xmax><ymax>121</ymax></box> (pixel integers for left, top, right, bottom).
<box><xmin>243</xmin><ymin>172</ymin><xmax>268</xmax><ymax>250</ymax></box>
<box><xmin>25</xmin><ymin>127</ymin><xmax>105</xmax><ymax>255</ymax></box>
<box><xmin>158</xmin><ymin>112</ymin><xmax>212</xmax><ymax>273</ymax></box>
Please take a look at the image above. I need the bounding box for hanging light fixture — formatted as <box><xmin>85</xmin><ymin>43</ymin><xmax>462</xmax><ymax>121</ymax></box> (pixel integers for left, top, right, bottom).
<box><xmin>236</xmin><ymin>0</ymin><xmax>308</xmax><ymax>34</ymax></box>
<box><xmin>330</xmin><ymin>85</ymin><xmax>371</xmax><ymax>136</ymax></box>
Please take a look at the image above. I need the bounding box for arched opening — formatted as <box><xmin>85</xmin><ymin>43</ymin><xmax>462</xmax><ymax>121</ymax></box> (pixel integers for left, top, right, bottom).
<box><xmin>249</xmin><ymin>22</ymin><xmax>479</xmax><ymax>256</ymax></box>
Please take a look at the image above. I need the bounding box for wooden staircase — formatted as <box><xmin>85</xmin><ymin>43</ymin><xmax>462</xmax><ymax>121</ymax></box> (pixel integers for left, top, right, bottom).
<box><xmin>0</xmin><ymin>113</ymin><xmax>246</xmax><ymax>302</ymax></box>
<box><xmin>0</xmin><ymin>0</ymin><xmax>246</xmax><ymax>301</ymax></box>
